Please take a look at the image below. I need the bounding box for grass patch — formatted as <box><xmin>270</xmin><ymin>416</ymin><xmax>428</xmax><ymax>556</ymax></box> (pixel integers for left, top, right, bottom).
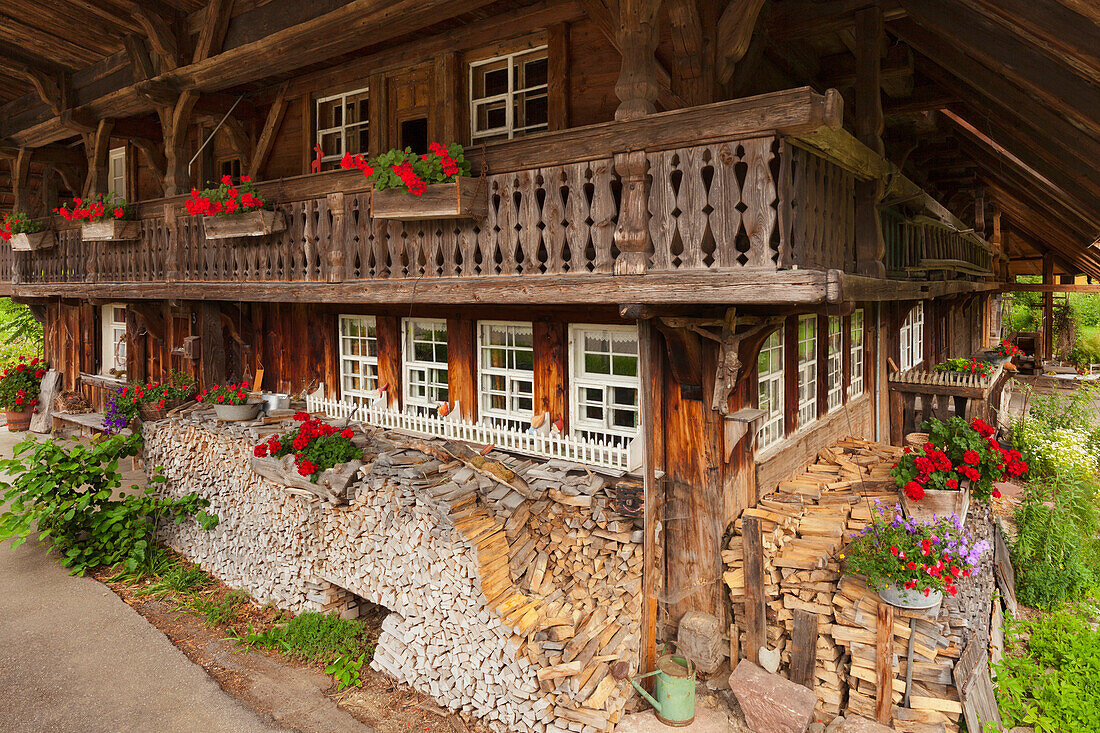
<box><xmin>183</xmin><ymin>588</ymin><xmax>251</xmax><ymax>626</ymax></box>
<box><xmin>230</xmin><ymin>611</ymin><xmax>375</xmax><ymax>668</ymax></box>
<box><xmin>994</xmin><ymin>596</ymin><xmax>1100</xmax><ymax>733</ymax></box>
<box><xmin>133</xmin><ymin>561</ymin><xmax>212</xmax><ymax>598</ymax></box>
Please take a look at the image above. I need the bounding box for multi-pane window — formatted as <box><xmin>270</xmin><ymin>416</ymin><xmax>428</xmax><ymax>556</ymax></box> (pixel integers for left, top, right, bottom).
<box><xmin>797</xmin><ymin>315</ymin><xmax>818</xmax><ymax>428</ymax></box>
<box><xmin>569</xmin><ymin>325</ymin><xmax>640</xmax><ymax>446</ymax></box>
<box><xmin>756</xmin><ymin>330</ymin><xmax>785</xmax><ymax>449</ymax></box>
<box><xmin>100</xmin><ymin>304</ymin><xmax>127</xmax><ymax>376</ymax></box>
<box><xmin>826</xmin><ymin>316</ymin><xmax>843</xmax><ymax>412</ymax></box>
<box><xmin>403</xmin><ymin>319</ymin><xmax>449</xmax><ymax>414</ymax></box>
<box><xmin>469</xmin><ymin>47</ymin><xmax>548</xmax><ymax>143</ymax></box>
<box><xmin>108</xmin><ymin>147</ymin><xmax>126</xmax><ymax>199</ymax></box>
<box><xmin>900</xmin><ymin>302</ymin><xmax>925</xmax><ymax>370</ymax></box>
<box><xmin>479</xmin><ymin>322</ymin><xmax>535</xmax><ymax>430</ymax></box>
<box><xmin>849</xmin><ymin>309</ymin><xmax>865</xmax><ymax>397</ymax></box>
<box><xmin>316</xmin><ymin>87</ymin><xmax>370</xmax><ymax>170</ymax></box>
<box><xmin>338</xmin><ymin>315</ymin><xmax>379</xmax><ymax>403</ymax></box>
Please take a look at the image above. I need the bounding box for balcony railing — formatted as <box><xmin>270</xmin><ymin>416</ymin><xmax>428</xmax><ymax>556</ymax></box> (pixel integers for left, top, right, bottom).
<box><xmin>883</xmin><ymin>208</ymin><xmax>996</xmax><ymax>279</ymax></box>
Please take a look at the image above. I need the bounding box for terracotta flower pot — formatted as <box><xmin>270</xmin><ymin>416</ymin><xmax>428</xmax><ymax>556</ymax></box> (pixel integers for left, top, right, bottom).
<box><xmin>5</xmin><ymin>409</ymin><xmax>32</xmax><ymax>431</ymax></box>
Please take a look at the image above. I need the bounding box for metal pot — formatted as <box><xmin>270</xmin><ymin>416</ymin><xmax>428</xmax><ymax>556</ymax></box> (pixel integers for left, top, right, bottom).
<box><xmin>258</xmin><ymin>392</ymin><xmax>290</xmax><ymax>413</ymax></box>
<box><xmin>878</xmin><ymin>583</ymin><xmax>943</xmax><ymax>610</ymax></box>
<box><xmin>213</xmin><ymin>401</ymin><xmax>263</xmax><ymax>421</ymax></box>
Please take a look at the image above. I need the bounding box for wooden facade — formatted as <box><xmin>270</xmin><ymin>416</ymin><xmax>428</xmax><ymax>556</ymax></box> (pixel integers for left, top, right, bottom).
<box><xmin>0</xmin><ymin>0</ymin><xmax>1093</xmax><ymax>648</ymax></box>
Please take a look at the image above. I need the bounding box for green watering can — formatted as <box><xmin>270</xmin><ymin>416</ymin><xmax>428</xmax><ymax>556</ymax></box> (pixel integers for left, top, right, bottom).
<box><xmin>630</xmin><ymin>647</ymin><xmax>697</xmax><ymax>727</ymax></box>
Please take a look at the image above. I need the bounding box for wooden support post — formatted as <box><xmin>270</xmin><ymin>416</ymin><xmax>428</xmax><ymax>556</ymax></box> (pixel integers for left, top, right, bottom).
<box><xmin>376</xmin><ymin>316</ymin><xmax>401</xmax><ymax>409</ymax></box>
<box><xmin>853</xmin><ymin>2</ymin><xmax>886</xmax><ymax>278</ymax></box>
<box><xmin>327</xmin><ymin>192</ymin><xmax>347</xmax><ymax>282</ymax></box>
<box><xmin>446</xmin><ymin>317</ymin><xmax>477</xmax><ymax>421</ymax></box>
<box><xmin>547</xmin><ymin>23</ymin><xmax>570</xmax><ymax>131</ymax></box>
<box><xmin>159</xmin><ymin>92</ymin><xmax>198</xmax><ymax>196</ymax></box>
<box><xmin>875</xmin><ymin>601</ymin><xmax>895</xmax><ymax>725</ymax></box>
<box><xmin>200</xmin><ymin>302</ymin><xmax>226</xmax><ymax>387</ymax></box>
<box><xmin>639</xmin><ymin>318</ymin><xmax>663</xmax><ymax>683</ymax></box>
<box><xmin>82</xmin><ymin>118</ymin><xmax>114</xmax><ymax>196</ymax></box>
<box><xmin>742</xmin><ymin>515</ymin><xmax>765</xmax><ymax>666</ymax></box>
<box><xmin>1042</xmin><ymin>253</ymin><xmax>1054</xmax><ymax>361</ymax></box>
<box><xmin>790</xmin><ymin>609</ymin><xmax>818</xmax><ymax>689</ymax></box>
<box><xmin>613</xmin><ymin>0</ymin><xmax>663</xmax><ymax>121</ymax></box>
<box><xmin>10</xmin><ymin>148</ymin><xmax>32</xmax><ymax>214</ymax></box>
<box><xmin>125</xmin><ymin>307</ymin><xmax>148</xmax><ymax>384</ymax></box>
<box><xmin>613</xmin><ymin>150</ymin><xmax>651</xmax><ymax>275</ymax></box>
<box><xmin>533</xmin><ymin>321</ymin><xmax>567</xmax><ymax>431</ymax></box>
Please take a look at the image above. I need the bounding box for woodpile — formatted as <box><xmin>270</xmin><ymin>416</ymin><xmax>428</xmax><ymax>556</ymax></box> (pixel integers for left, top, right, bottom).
<box><xmin>144</xmin><ymin>411</ymin><xmax>644</xmax><ymax>733</ymax></box>
<box><xmin>726</xmin><ymin>437</ymin><xmax>974</xmax><ymax>730</ymax></box>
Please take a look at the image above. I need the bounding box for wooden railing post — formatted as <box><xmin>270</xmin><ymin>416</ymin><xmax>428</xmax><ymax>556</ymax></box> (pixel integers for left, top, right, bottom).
<box><xmin>86</xmin><ymin>235</ymin><xmax>98</xmax><ymax>284</ymax></box>
<box><xmin>613</xmin><ymin>150</ymin><xmax>651</xmax><ymax>275</ymax></box>
<box><xmin>327</xmin><ymin>192</ymin><xmax>347</xmax><ymax>282</ymax></box>
<box><xmin>164</xmin><ymin>204</ymin><xmax>180</xmax><ymax>282</ymax></box>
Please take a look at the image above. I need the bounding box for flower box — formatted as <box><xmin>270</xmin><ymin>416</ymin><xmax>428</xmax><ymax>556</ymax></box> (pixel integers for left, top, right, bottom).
<box><xmin>250</xmin><ymin>453</ymin><xmax>362</xmax><ymax>505</ymax></box>
<box><xmin>203</xmin><ymin>210</ymin><xmax>285</xmax><ymax>240</ymax></box>
<box><xmin>81</xmin><ymin>220</ymin><xmax>141</xmax><ymax>242</ymax></box>
<box><xmin>370</xmin><ymin>176</ymin><xmax>486</xmax><ymax>220</ymax></box>
<box><xmin>901</xmin><ymin>481</ymin><xmax>971</xmax><ymax>524</ymax></box>
<box><xmin>10</xmin><ymin>230</ymin><xmax>55</xmax><ymax>251</ymax></box>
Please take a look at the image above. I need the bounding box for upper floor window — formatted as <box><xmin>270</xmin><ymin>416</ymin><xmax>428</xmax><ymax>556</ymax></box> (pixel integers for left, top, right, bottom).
<box><xmin>403</xmin><ymin>318</ymin><xmax>449</xmax><ymax>414</ymax></box>
<box><xmin>100</xmin><ymin>303</ymin><xmax>127</xmax><ymax>377</ymax></box>
<box><xmin>479</xmin><ymin>321</ymin><xmax>535</xmax><ymax>430</ymax></box>
<box><xmin>900</xmin><ymin>302</ymin><xmax>925</xmax><ymax>371</ymax></box>
<box><xmin>569</xmin><ymin>325</ymin><xmax>639</xmax><ymax>446</ymax></box>
<box><xmin>849</xmin><ymin>309</ymin><xmax>865</xmax><ymax>397</ymax></box>
<box><xmin>797</xmin><ymin>315</ymin><xmax>817</xmax><ymax>428</ymax></box>
<box><xmin>316</xmin><ymin>86</ymin><xmax>370</xmax><ymax>171</ymax></box>
<box><xmin>826</xmin><ymin>316</ymin><xmax>843</xmax><ymax>412</ymax></box>
<box><xmin>339</xmin><ymin>315</ymin><xmax>378</xmax><ymax>404</ymax></box>
<box><xmin>108</xmin><ymin>146</ymin><xmax>126</xmax><ymax>199</ymax></box>
<box><xmin>757</xmin><ymin>330</ymin><xmax>785</xmax><ymax>450</ymax></box>
<box><xmin>469</xmin><ymin>47</ymin><xmax>548</xmax><ymax>143</ymax></box>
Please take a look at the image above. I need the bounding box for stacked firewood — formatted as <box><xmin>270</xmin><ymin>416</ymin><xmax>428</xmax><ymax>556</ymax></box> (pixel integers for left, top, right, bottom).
<box><xmin>145</xmin><ymin>413</ymin><xmax>644</xmax><ymax>733</ymax></box>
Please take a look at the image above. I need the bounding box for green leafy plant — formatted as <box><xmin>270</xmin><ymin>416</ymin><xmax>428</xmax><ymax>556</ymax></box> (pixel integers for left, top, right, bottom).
<box><xmin>933</xmin><ymin>357</ymin><xmax>993</xmax><ymax>377</ymax></box>
<box><xmin>339</xmin><ymin>142</ymin><xmax>470</xmax><ymax>195</ymax></box>
<box><xmin>841</xmin><ymin>500</ymin><xmax>986</xmax><ymax>598</ymax></box>
<box><xmin>993</xmin><ymin>595</ymin><xmax>1100</xmax><ymax>732</ymax></box>
<box><xmin>254</xmin><ymin>413</ymin><xmax>359</xmax><ymax>482</ymax></box>
<box><xmin>0</xmin><ymin>435</ymin><xmax>217</xmax><ymax>576</ymax></box>
<box><xmin>0</xmin><ymin>355</ymin><xmax>47</xmax><ymax>412</ymax></box>
<box><xmin>0</xmin><ymin>211</ymin><xmax>44</xmax><ymax>242</ymax></box>
<box><xmin>0</xmin><ymin>297</ymin><xmax>43</xmax><ymax>348</ymax></box>
<box><xmin>134</xmin><ymin>561</ymin><xmax>211</xmax><ymax>598</ymax></box>
<box><xmin>184</xmin><ymin>588</ymin><xmax>250</xmax><ymax>626</ymax></box>
<box><xmin>325</xmin><ymin>653</ymin><xmax>366</xmax><ymax>690</ymax></box>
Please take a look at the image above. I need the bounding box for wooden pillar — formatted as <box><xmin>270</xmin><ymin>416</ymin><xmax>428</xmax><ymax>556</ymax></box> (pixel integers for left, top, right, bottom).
<box><xmin>82</xmin><ymin>119</ymin><xmax>115</xmax><ymax>197</ymax></box>
<box><xmin>639</xmin><ymin>318</ymin><xmax>664</xmax><ymax>680</ymax></box>
<box><xmin>327</xmin><ymin>192</ymin><xmax>347</xmax><ymax>282</ymax></box>
<box><xmin>10</xmin><ymin>148</ymin><xmax>32</xmax><ymax>214</ymax></box>
<box><xmin>1042</xmin><ymin>253</ymin><xmax>1054</xmax><ymax>361</ymax></box>
<box><xmin>613</xmin><ymin>0</ymin><xmax>663</xmax><ymax>121</ymax></box>
<box><xmin>533</xmin><ymin>321</ymin><xmax>567</xmax><ymax>430</ymax></box>
<box><xmin>875</xmin><ymin>602</ymin><xmax>895</xmax><ymax>725</ymax></box>
<box><xmin>125</xmin><ymin>308</ymin><xmax>148</xmax><ymax>384</ymax></box>
<box><xmin>613</xmin><ymin>150</ymin><xmax>651</xmax><ymax>275</ymax></box>
<box><xmin>853</xmin><ymin>2</ymin><xmax>886</xmax><ymax>278</ymax></box>
<box><xmin>447</xmin><ymin>317</ymin><xmax>477</xmax><ymax>421</ymax></box>
<box><xmin>742</xmin><ymin>516</ymin><xmax>765</xmax><ymax>665</ymax></box>
<box><xmin>376</xmin><ymin>315</ymin><xmax>402</xmax><ymax>409</ymax></box>
<box><xmin>547</xmin><ymin>23</ymin><xmax>570</xmax><ymax>131</ymax></box>
<box><xmin>159</xmin><ymin>93</ymin><xmax>197</xmax><ymax>196</ymax></box>
<box><xmin>199</xmin><ymin>301</ymin><xmax>226</xmax><ymax>387</ymax></box>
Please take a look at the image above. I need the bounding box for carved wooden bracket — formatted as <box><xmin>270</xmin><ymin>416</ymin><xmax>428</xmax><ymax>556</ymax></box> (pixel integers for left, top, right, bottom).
<box><xmin>129</xmin><ymin>302</ymin><xmax>167</xmax><ymax>342</ymax></box>
<box><xmin>655</xmin><ymin>321</ymin><xmax>705</xmax><ymax>401</ymax></box>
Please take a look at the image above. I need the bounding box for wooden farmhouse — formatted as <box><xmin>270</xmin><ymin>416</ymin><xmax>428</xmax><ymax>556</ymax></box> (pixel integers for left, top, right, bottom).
<box><xmin>0</xmin><ymin>1</ymin><xmax>1097</xmax><ymax>731</ymax></box>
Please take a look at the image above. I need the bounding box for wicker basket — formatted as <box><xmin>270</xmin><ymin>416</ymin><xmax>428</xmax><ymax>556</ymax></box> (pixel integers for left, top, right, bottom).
<box><xmin>136</xmin><ymin>398</ymin><xmax>189</xmax><ymax>422</ymax></box>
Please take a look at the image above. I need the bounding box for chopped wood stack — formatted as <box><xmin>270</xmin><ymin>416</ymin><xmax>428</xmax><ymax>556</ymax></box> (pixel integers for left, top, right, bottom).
<box><xmin>726</xmin><ymin>436</ymin><xmax>983</xmax><ymax>728</ymax></box>
<box><xmin>144</xmin><ymin>414</ymin><xmax>644</xmax><ymax>733</ymax></box>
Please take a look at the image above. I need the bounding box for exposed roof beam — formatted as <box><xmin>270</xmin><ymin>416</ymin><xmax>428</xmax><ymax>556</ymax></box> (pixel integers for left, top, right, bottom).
<box><xmin>767</xmin><ymin>0</ymin><xmax>906</xmax><ymax>40</ymax></box>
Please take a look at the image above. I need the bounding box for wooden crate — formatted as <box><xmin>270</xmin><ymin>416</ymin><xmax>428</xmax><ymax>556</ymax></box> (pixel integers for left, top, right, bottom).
<box><xmin>10</xmin><ymin>230</ymin><xmax>55</xmax><ymax>251</ymax></box>
<box><xmin>203</xmin><ymin>209</ymin><xmax>286</xmax><ymax>239</ymax></box>
<box><xmin>370</xmin><ymin>176</ymin><xmax>486</xmax><ymax>220</ymax></box>
<box><xmin>81</xmin><ymin>220</ymin><xmax>141</xmax><ymax>242</ymax></box>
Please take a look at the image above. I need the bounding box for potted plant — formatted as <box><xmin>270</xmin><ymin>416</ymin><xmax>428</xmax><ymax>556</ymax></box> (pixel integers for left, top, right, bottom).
<box><xmin>196</xmin><ymin>381</ymin><xmax>263</xmax><ymax>421</ymax></box>
<box><xmin>892</xmin><ymin>416</ymin><xmax>1027</xmax><ymax>522</ymax></box>
<box><xmin>340</xmin><ymin>143</ymin><xmax>484</xmax><ymax>220</ymax></box>
<box><xmin>2</xmin><ymin>212</ymin><xmax>53</xmax><ymax>251</ymax></box>
<box><xmin>186</xmin><ymin>175</ymin><xmax>285</xmax><ymax>239</ymax></box>
<box><xmin>56</xmin><ymin>193</ymin><xmax>139</xmax><ymax>242</ymax></box>
<box><xmin>251</xmin><ymin>412</ymin><xmax>363</xmax><ymax>502</ymax></box>
<box><xmin>982</xmin><ymin>340</ymin><xmax>1023</xmax><ymax>367</ymax></box>
<box><xmin>842</xmin><ymin>501</ymin><xmax>988</xmax><ymax>609</ymax></box>
<box><xmin>933</xmin><ymin>357</ymin><xmax>994</xmax><ymax>379</ymax></box>
<box><xmin>0</xmin><ymin>357</ymin><xmax>47</xmax><ymax>431</ymax></box>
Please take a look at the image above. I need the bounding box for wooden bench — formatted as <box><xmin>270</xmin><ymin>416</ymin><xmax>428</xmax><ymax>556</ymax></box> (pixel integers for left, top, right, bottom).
<box><xmin>51</xmin><ymin>411</ymin><xmax>131</xmax><ymax>438</ymax></box>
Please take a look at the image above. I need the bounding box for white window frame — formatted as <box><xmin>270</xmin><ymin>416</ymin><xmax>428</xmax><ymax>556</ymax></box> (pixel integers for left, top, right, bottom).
<box><xmin>756</xmin><ymin>330</ymin><xmax>785</xmax><ymax>450</ymax></box>
<box><xmin>338</xmin><ymin>315</ymin><xmax>379</xmax><ymax>404</ymax></box>
<box><xmin>100</xmin><ymin>303</ymin><xmax>127</xmax><ymax>377</ymax></box>
<box><xmin>315</xmin><ymin>86</ymin><xmax>370</xmax><ymax>167</ymax></box>
<box><xmin>900</xmin><ymin>302</ymin><xmax>925</xmax><ymax>370</ymax></box>
<box><xmin>402</xmin><ymin>318</ymin><xmax>449</xmax><ymax>414</ymax></box>
<box><xmin>568</xmin><ymin>324</ymin><xmax>640</xmax><ymax>447</ymax></box>
<box><xmin>849</xmin><ymin>309</ymin><xmax>865</xmax><ymax>398</ymax></box>
<box><xmin>478</xmin><ymin>321</ymin><xmax>535</xmax><ymax>430</ymax></box>
<box><xmin>797</xmin><ymin>315</ymin><xmax>818</xmax><ymax>428</ymax></box>
<box><xmin>108</xmin><ymin>146</ymin><xmax>126</xmax><ymax>199</ymax></box>
<box><xmin>826</xmin><ymin>315</ymin><xmax>843</xmax><ymax>412</ymax></box>
<box><xmin>469</xmin><ymin>46</ymin><xmax>549</xmax><ymax>143</ymax></box>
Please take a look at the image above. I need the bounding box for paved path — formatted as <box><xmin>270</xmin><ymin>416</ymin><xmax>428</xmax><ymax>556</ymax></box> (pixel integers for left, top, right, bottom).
<box><xmin>0</xmin><ymin>429</ymin><xmax>283</xmax><ymax>733</ymax></box>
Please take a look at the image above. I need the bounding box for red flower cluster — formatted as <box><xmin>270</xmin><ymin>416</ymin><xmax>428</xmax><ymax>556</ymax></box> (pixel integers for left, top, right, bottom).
<box><xmin>185</xmin><ymin>175</ymin><xmax>264</xmax><ymax>217</ymax></box>
<box><xmin>0</xmin><ymin>355</ymin><xmax>47</xmax><ymax>413</ymax></box>
<box><xmin>196</xmin><ymin>382</ymin><xmax>252</xmax><ymax>406</ymax></box>
<box><xmin>55</xmin><ymin>193</ymin><xmax>132</xmax><ymax>223</ymax></box>
<box><xmin>258</xmin><ymin>412</ymin><xmax>358</xmax><ymax>480</ymax></box>
<box><xmin>1</xmin><ymin>211</ymin><xmax>43</xmax><ymax>242</ymax></box>
<box><xmin>392</xmin><ymin>162</ymin><xmax>427</xmax><ymax>196</ymax></box>
<box><xmin>427</xmin><ymin>142</ymin><xmax>460</xmax><ymax>178</ymax></box>
<box><xmin>992</xmin><ymin>340</ymin><xmax>1024</xmax><ymax>359</ymax></box>
<box><xmin>339</xmin><ymin>152</ymin><xmax>375</xmax><ymax>178</ymax></box>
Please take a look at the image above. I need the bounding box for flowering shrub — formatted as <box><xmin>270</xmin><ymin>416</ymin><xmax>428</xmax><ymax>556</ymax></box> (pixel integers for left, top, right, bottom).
<box><xmin>893</xmin><ymin>417</ymin><xmax>1027</xmax><ymax>503</ymax></box>
<box><xmin>254</xmin><ymin>412</ymin><xmax>359</xmax><ymax>482</ymax></box>
<box><xmin>102</xmin><ymin>380</ymin><xmax>195</xmax><ymax>433</ymax></box>
<box><xmin>0</xmin><ymin>212</ymin><xmax>44</xmax><ymax>242</ymax></box>
<box><xmin>340</xmin><ymin>142</ymin><xmax>470</xmax><ymax>196</ymax></box>
<box><xmin>55</xmin><ymin>192</ymin><xmax>134</xmax><ymax>223</ymax></box>
<box><xmin>992</xmin><ymin>340</ymin><xmax>1024</xmax><ymax>359</ymax></box>
<box><xmin>196</xmin><ymin>382</ymin><xmax>253</xmax><ymax>405</ymax></box>
<box><xmin>185</xmin><ymin>175</ymin><xmax>266</xmax><ymax>217</ymax></box>
<box><xmin>0</xmin><ymin>356</ymin><xmax>47</xmax><ymax>412</ymax></box>
<box><xmin>842</xmin><ymin>501</ymin><xmax>987</xmax><ymax>598</ymax></box>
<box><xmin>1014</xmin><ymin>422</ymin><xmax>1099</xmax><ymax>479</ymax></box>
<box><xmin>933</xmin><ymin>357</ymin><xmax>993</xmax><ymax>378</ymax></box>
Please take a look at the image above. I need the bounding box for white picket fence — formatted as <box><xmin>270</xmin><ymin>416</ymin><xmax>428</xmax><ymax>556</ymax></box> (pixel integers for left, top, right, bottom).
<box><xmin>306</xmin><ymin>395</ymin><xmax>639</xmax><ymax>473</ymax></box>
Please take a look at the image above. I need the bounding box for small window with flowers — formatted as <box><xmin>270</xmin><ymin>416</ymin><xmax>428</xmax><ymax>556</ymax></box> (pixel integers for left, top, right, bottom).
<box><xmin>469</xmin><ymin>47</ymin><xmax>548</xmax><ymax>143</ymax></box>
<box><xmin>316</xmin><ymin>87</ymin><xmax>370</xmax><ymax>171</ymax></box>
